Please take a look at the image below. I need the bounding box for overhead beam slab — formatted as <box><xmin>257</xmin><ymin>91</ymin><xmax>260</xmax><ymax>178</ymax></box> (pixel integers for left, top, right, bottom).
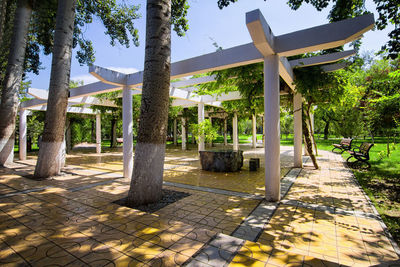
<box><xmin>89</xmin><ymin>65</ymin><xmax>127</xmax><ymax>86</ymax></box>
<box><xmin>289</xmin><ymin>50</ymin><xmax>356</xmax><ymax>68</ymax></box>
<box><xmin>275</xmin><ymin>14</ymin><xmax>374</xmax><ymax>57</ymax></box>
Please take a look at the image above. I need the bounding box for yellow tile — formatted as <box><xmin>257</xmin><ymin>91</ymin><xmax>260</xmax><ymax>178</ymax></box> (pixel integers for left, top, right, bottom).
<box><xmin>237</xmin><ymin>241</ymin><xmax>272</xmax><ymax>262</ymax></box>
<box><xmin>230</xmin><ymin>254</ymin><xmax>267</xmax><ymax>267</ymax></box>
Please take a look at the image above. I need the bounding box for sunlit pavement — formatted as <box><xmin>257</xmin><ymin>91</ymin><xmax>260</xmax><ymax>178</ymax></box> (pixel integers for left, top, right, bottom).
<box><xmin>0</xmin><ymin>146</ymin><xmax>399</xmax><ymax>266</ymax></box>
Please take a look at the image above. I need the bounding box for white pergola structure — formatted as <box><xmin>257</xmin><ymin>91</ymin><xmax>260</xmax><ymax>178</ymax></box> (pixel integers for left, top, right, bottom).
<box><xmin>20</xmin><ymin>9</ymin><xmax>373</xmax><ymax>201</ymax></box>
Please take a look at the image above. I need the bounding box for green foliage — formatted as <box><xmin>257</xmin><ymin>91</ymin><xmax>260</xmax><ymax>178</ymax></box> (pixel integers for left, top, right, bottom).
<box><xmin>280</xmin><ymin>109</ymin><xmax>294</xmax><ymax>138</ymax></box>
<box><xmin>0</xmin><ymin>0</ymin><xmax>16</xmax><ymax>82</ymax></box>
<box><xmin>199</xmin><ymin>63</ymin><xmax>264</xmax><ymax>113</ymax></box>
<box><xmin>293</xmin><ymin>66</ymin><xmax>347</xmax><ymax>106</ymax></box>
<box><xmin>27</xmin><ymin>111</ymin><xmax>44</xmax><ymax>146</ymax></box>
<box><xmin>27</xmin><ymin>0</ymin><xmax>141</xmax><ymax>71</ymax></box>
<box><xmin>171</xmin><ymin>0</ymin><xmax>190</xmax><ymax>36</ymax></box>
<box><xmin>190</xmin><ymin>119</ymin><xmax>218</xmax><ymax>144</ymax></box>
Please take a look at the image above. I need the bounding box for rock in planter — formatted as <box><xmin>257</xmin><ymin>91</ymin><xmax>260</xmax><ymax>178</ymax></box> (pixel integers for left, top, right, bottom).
<box><xmin>199</xmin><ymin>150</ymin><xmax>243</xmax><ymax>172</ymax></box>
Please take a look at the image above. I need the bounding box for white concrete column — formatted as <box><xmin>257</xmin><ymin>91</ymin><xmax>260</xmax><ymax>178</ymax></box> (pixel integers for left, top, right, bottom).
<box><xmin>123</xmin><ymin>86</ymin><xmax>133</xmax><ymax>179</ymax></box>
<box><xmin>233</xmin><ymin>112</ymin><xmax>238</xmax><ymax>150</ymax></box>
<box><xmin>19</xmin><ymin>109</ymin><xmax>27</xmax><ymax>160</ymax></box>
<box><xmin>173</xmin><ymin>118</ymin><xmax>177</xmax><ymax>146</ymax></box>
<box><xmin>95</xmin><ymin>113</ymin><xmax>101</xmax><ymax>154</ymax></box>
<box><xmin>252</xmin><ymin>114</ymin><xmax>257</xmax><ymax>148</ymax></box>
<box><xmin>209</xmin><ymin>117</ymin><xmax>213</xmax><ymax>147</ymax></box>
<box><xmin>262</xmin><ymin>116</ymin><xmax>265</xmax><ymax>147</ymax></box>
<box><xmin>223</xmin><ymin>118</ymin><xmax>228</xmax><ymax>146</ymax></box>
<box><xmin>264</xmin><ymin>55</ymin><xmax>280</xmax><ymax>202</ymax></box>
<box><xmin>181</xmin><ymin>117</ymin><xmax>186</xmax><ymax>151</ymax></box>
<box><xmin>293</xmin><ymin>93</ymin><xmax>303</xmax><ymax>168</ymax></box>
<box><xmin>198</xmin><ymin>103</ymin><xmax>205</xmax><ymax>151</ymax></box>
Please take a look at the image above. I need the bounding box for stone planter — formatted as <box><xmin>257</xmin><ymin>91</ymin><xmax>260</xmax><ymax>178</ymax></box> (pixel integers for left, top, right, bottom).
<box><xmin>199</xmin><ymin>150</ymin><xmax>243</xmax><ymax>172</ymax></box>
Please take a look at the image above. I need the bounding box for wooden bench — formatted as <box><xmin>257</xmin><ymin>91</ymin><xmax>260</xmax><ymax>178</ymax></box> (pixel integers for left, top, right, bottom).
<box><xmin>332</xmin><ymin>138</ymin><xmax>353</xmax><ymax>154</ymax></box>
<box><xmin>346</xmin><ymin>142</ymin><xmax>374</xmax><ymax>169</ymax></box>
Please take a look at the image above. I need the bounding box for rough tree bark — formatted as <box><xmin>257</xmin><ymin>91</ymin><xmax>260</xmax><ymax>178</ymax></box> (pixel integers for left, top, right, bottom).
<box><xmin>302</xmin><ymin>109</ymin><xmax>319</xmax><ymax>169</ymax></box>
<box><xmin>323</xmin><ymin>119</ymin><xmax>330</xmax><ymax>140</ymax></box>
<box><xmin>306</xmin><ymin>108</ymin><xmax>318</xmax><ymax>156</ymax></box>
<box><xmin>0</xmin><ymin>0</ymin><xmax>32</xmax><ymax>166</ymax></box>
<box><xmin>66</xmin><ymin>118</ymin><xmax>72</xmax><ymax>154</ymax></box>
<box><xmin>110</xmin><ymin>118</ymin><xmax>117</xmax><ymax>148</ymax></box>
<box><xmin>127</xmin><ymin>0</ymin><xmax>171</xmax><ymax>206</ymax></box>
<box><xmin>34</xmin><ymin>0</ymin><xmax>77</xmax><ymax>178</ymax></box>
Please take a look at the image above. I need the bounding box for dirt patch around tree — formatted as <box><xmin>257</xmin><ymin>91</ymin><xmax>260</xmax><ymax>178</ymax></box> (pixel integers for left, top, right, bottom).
<box><xmin>114</xmin><ymin>189</ymin><xmax>190</xmax><ymax>213</ymax></box>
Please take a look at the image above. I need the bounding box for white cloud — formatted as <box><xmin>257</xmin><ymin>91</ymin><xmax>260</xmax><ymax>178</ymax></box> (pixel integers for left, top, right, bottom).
<box><xmin>70</xmin><ymin>74</ymin><xmax>99</xmax><ymax>85</ymax></box>
<box><xmin>107</xmin><ymin>66</ymin><xmax>139</xmax><ymax>74</ymax></box>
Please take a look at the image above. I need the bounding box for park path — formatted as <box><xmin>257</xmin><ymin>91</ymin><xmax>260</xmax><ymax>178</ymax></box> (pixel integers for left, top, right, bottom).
<box><xmin>0</xmin><ymin>149</ymin><xmax>398</xmax><ymax>266</ymax></box>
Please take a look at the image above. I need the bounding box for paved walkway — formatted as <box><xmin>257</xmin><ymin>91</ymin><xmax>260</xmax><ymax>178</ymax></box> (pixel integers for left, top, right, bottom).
<box><xmin>0</xmin><ymin>149</ymin><xmax>399</xmax><ymax>266</ymax></box>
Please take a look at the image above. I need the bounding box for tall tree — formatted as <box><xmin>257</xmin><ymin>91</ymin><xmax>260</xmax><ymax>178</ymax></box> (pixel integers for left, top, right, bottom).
<box><xmin>34</xmin><ymin>0</ymin><xmax>77</xmax><ymax>177</ymax></box>
<box><xmin>127</xmin><ymin>0</ymin><xmax>173</xmax><ymax>205</ymax></box>
<box><xmin>33</xmin><ymin>1</ymin><xmax>141</xmax><ymax>178</ymax></box>
<box><xmin>0</xmin><ymin>0</ymin><xmax>32</xmax><ymax>166</ymax></box>
<box><xmin>127</xmin><ymin>0</ymin><xmax>189</xmax><ymax>206</ymax></box>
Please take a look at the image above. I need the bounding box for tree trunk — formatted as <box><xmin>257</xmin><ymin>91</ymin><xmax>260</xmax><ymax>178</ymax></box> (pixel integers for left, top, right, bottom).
<box><xmin>306</xmin><ymin>108</ymin><xmax>318</xmax><ymax>156</ymax></box>
<box><xmin>127</xmin><ymin>0</ymin><xmax>171</xmax><ymax>206</ymax></box>
<box><xmin>91</xmin><ymin>120</ymin><xmax>95</xmax><ymax>143</ymax></box>
<box><xmin>66</xmin><ymin>118</ymin><xmax>72</xmax><ymax>154</ymax></box>
<box><xmin>0</xmin><ymin>0</ymin><xmax>32</xmax><ymax>166</ymax></box>
<box><xmin>323</xmin><ymin>120</ymin><xmax>330</xmax><ymax>140</ymax></box>
<box><xmin>368</xmin><ymin>129</ymin><xmax>375</xmax><ymax>143</ymax></box>
<box><xmin>34</xmin><ymin>0</ymin><xmax>76</xmax><ymax>178</ymax></box>
<box><xmin>110</xmin><ymin>118</ymin><xmax>117</xmax><ymax>148</ymax></box>
<box><xmin>302</xmin><ymin>109</ymin><xmax>318</xmax><ymax>169</ymax></box>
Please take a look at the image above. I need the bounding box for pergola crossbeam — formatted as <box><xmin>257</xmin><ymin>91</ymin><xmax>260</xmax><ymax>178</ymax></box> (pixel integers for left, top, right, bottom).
<box><xmin>290</xmin><ymin>50</ymin><xmax>356</xmax><ymax>68</ymax></box>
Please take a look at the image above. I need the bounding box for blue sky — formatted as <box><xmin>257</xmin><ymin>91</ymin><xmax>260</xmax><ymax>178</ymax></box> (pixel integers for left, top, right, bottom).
<box><xmin>26</xmin><ymin>0</ymin><xmax>393</xmax><ymax>89</ymax></box>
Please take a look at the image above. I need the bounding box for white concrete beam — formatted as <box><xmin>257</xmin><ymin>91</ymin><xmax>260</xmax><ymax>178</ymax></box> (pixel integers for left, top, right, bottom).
<box><xmin>275</xmin><ymin>14</ymin><xmax>374</xmax><ymax>57</ymax></box>
<box><xmin>20</xmin><ymin>99</ymin><xmax>47</xmax><ymax>109</ymax></box>
<box><xmin>279</xmin><ymin>57</ymin><xmax>294</xmax><ymax>90</ymax></box>
<box><xmin>28</xmin><ymin>105</ymin><xmax>95</xmax><ymax>114</ymax></box>
<box><xmin>68</xmin><ymin>96</ymin><xmax>118</xmax><ymax>107</ymax></box>
<box><xmin>28</xmin><ymin>88</ymin><xmax>48</xmax><ymax>99</ymax></box>
<box><xmin>89</xmin><ymin>65</ymin><xmax>127</xmax><ymax>86</ymax></box>
<box><xmin>125</xmin><ymin>43</ymin><xmax>264</xmax><ymax>87</ymax></box>
<box><xmin>200</xmin><ymin>91</ymin><xmax>242</xmax><ymax>103</ymax></box>
<box><xmin>171</xmin><ymin>99</ymin><xmax>197</xmax><ymax>107</ymax></box>
<box><xmin>290</xmin><ymin>50</ymin><xmax>355</xmax><ymax>68</ymax></box>
<box><xmin>171</xmin><ymin>75</ymin><xmax>216</xmax><ymax>88</ymax></box>
<box><xmin>69</xmin><ymin>81</ymin><xmax>122</xmax><ymax>98</ymax></box>
<box><xmin>246</xmin><ymin>9</ymin><xmax>275</xmax><ymax>56</ymax></box>
<box><xmin>28</xmin><ymin>87</ymin><xmax>118</xmax><ymax>108</ymax></box>
<box><xmin>321</xmin><ymin>62</ymin><xmax>348</xmax><ymax>72</ymax></box>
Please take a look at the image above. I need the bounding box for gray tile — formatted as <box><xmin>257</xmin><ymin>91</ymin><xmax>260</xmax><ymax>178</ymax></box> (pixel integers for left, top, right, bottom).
<box><xmin>209</xmin><ymin>233</ymin><xmax>244</xmax><ymax>253</ymax></box>
<box><xmin>193</xmin><ymin>245</ymin><xmax>234</xmax><ymax>266</ymax></box>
